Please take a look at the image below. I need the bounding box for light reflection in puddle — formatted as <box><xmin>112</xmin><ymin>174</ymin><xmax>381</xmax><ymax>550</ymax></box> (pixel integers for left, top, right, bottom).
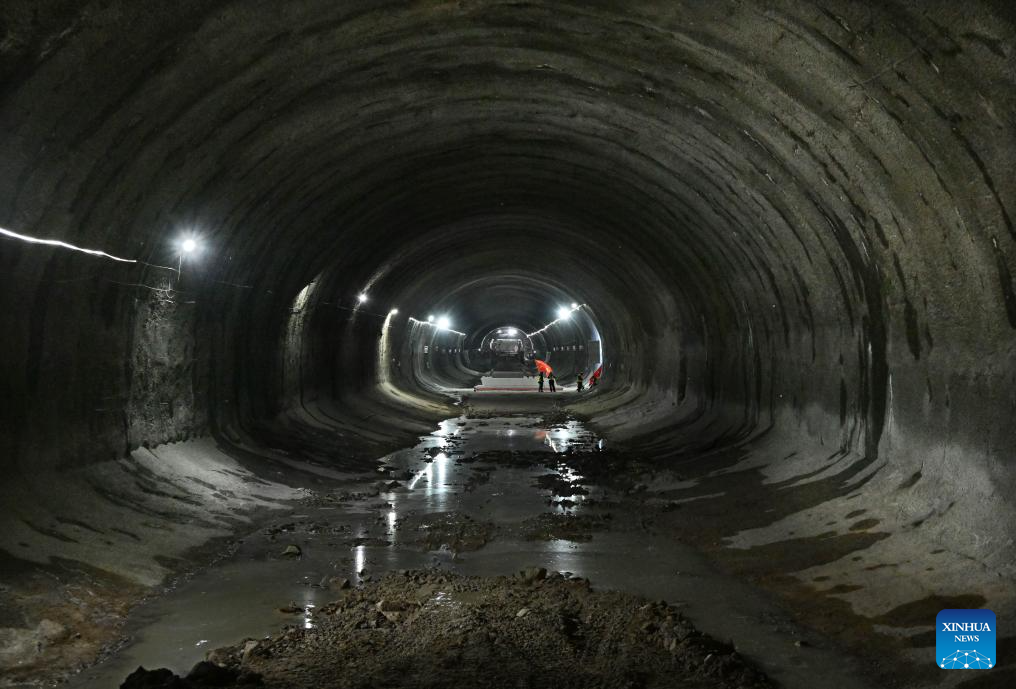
<box><xmin>69</xmin><ymin>414</ymin><xmax>606</xmax><ymax>689</ymax></box>
<box><xmin>379</xmin><ymin>415</ymin><xmax>606</xmax><ymax>523</ymax></box>
<box><xmin>556</xmin><ymin>464</ymin><xmax>584</xmax><ymax>484</ymax></box>
<box><xmin>434</xmin><ymin>419</ymin><xmax>461</xmax><ymax>438</ymax></box>
<box><xmin>63</xmin><ymin>411</ymin><xmax>871</xmax><ymax>689</ymax></box>
<box><xmin>434</xmin><ymin>453</ymin><xmax>448</xmax><ymax>509</ymax></box>
<box><xmin>354</xmin><ymin>545</ymin><xmax>366</xmax><ymax>580</ymax></box>
<box><xmin>406</xmin><ymin>415</ymin><xmax>604</xmax><ymax>456</ymax></box>
<box><xmin>408</xmin><ymin>464</ymin><xmax>431</xmax><ymax>490</ymax></box>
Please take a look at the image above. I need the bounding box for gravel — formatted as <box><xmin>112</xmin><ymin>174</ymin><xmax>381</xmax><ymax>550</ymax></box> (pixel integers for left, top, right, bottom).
<box><xmin>120</xmin><ymin>570</ymin><xmax>774</xmax><ymax>688</ymax></box>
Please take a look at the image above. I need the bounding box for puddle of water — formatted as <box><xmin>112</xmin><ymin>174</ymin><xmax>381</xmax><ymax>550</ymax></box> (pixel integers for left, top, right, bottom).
<box><xmin>64</xmin><ymin>414</ymin><xmax>873</xmax><ymax>689</ymax></box>
<box><xmin>453</xmin><ymin>536</ymin><xmax>872</xmax><ymax>689</ymax></box>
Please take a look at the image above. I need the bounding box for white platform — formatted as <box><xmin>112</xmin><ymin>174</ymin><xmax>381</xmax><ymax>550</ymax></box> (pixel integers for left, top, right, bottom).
<box><xmin>475</xmin><ymin>374</ymin><xmax>537</xmax><ymax>390</ymax></box>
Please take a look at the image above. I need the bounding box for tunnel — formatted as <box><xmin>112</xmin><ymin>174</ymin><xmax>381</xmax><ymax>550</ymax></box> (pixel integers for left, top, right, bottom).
<box><xmin>0</xmin><ymin>1</ymin><xmax>1014</xmax><ymax>687</ymax></box>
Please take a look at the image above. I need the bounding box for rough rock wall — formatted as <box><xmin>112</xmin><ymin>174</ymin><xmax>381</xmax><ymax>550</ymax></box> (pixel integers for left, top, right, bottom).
<box><xmin>126</xmin><ymin>278</ymin><xmax>207</xmax><ymax>448</ymax></box>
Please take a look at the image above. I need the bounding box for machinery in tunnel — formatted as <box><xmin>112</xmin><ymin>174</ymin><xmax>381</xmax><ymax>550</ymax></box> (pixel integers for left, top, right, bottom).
<box><xmin>0</xmin><ymin>1</ymin><xmax>1014</xmax><ymax>687</ymax></box>
<box><xmin>479</xmin><ymin>326</ymin><xmax>535</xmax><ymax>371</ymax></box>
<box><xmin>491</xmin><ymin>335</ymin><xmax>523</xmax><ymax>358</ymax></box>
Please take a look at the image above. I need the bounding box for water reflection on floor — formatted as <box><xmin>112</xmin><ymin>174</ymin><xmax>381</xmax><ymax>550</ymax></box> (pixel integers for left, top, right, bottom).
<box><xmin>65</xmin><ymin>414</ymin><xmax>872</xmax><ymax>689</ymax></box>
<box><xmin>380</xmin><ymin>415</ymin><xmax>600</xmax><ymax>532</ymax></box>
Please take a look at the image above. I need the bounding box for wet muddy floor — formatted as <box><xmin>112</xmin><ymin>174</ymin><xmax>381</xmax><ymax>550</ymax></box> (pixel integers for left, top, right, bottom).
<box><xmin>57</xmin><ymin>394</ymin><xmax>879</xmax><ymax>689</ymax></box>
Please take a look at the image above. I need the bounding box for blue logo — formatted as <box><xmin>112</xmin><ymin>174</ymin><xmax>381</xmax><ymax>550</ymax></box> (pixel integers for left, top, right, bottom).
<box><xmin>937</xmin><ymin>609</ymin><xmax>996</xmax><ymax>669</ymax></box>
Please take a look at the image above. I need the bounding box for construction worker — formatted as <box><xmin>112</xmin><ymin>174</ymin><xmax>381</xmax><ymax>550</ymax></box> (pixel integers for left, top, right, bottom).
<box><xmin>537</xmin><ymin>372</ymin><xmax>545</xmax><ymax>392</ymax></box>
<box><xmin>576</xmin><ymin>373</ymin><xmax>584</xmax><ymax>392</ymax></box>
<box><xmin>548</xmin><ymin>372</ymin><xmax>556</xmax><ymax>392</ymax></box>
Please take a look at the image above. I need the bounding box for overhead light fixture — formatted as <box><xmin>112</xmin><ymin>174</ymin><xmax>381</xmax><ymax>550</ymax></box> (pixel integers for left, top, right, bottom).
<box><xmin>176</xmin><ymin>235</ymin><xmax>202</xmax><ymax>278</ymax></box>
<box><xmin>427</xmin><ymin>315</ymin><xmax>434</xmax><ymax>322</ymax></box>
<box><xmin>357</xmin><ymin>293</ymin><xmax>368</xmax><ymax>303</ymax></box>
<box><xmin>557</xmin><ymin>306</ymin><xmax>572</xmax><ymax>320</ymax></box>
<box><xmin>437</xmin><ymin>316</ymin><xmax>451</xmax><ymax>330</ymax></box>
<box><xmin>506</xmin><ymin>327</ymin><xmax>518</xmax><ymax>336</ymax></box>
<box><xmin>571</xmin><ymin>302</ymin><xmax>578</xmax><ymax>309</ymax></box>
<box><xmin>390</xmin><ymin>308</ymin><xmax>399</xmax><ymax>315</ymax></box>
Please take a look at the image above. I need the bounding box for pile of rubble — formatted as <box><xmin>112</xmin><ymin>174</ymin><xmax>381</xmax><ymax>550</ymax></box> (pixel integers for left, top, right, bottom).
<box><xmin>121</xmin><ymin>570</ymin><xmax>774</xmax><ymax>688</ymax></box>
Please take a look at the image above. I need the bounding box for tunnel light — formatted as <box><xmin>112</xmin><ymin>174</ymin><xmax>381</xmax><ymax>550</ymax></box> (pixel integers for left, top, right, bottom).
<box><xmin>175</xmin><ymin>234</ymin><xmax>203</xmax><ymax>278</ymax></box>
<box><xmin>526</xmin><ymin>302</ymin><xmax>588</xmax><ymax>337</ymax></box>
<box><xmin>357</xmin><ymin>293</ymin><xmax>368</xmax><ymax>304</ymax></box>
<box><xmin>427</xmin><ymin>315</ymin><xmax>434</xmax><ymax>322</ymax></box>
<box><xmin>506</xmin><ymin>327</ymin><xmax>518</xmax><ymax>336</ymax></box>
<box><xmin>177</xmin><ymin>234</ymin><xmax>201</xmax><ymax>258</ymax></box>
<box><xmin>390</xmin><ymin>308</ymin><xmax>399</xmax><ymax>315</ymax></box>
<box><xmin>437</xmin><ymin>316</ymin><xmax>451</xmax><ymax>330</ymax></box>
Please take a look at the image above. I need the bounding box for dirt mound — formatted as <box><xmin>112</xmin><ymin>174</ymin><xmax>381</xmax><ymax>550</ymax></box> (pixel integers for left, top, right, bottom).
<box><xmin>124</xmin><ymin>571</ymin><xmax>774</xmax><ymax>689</ymax></box>
<box><xmin>400</xmin><ymin>511</ymin><xmax>497</xmax><ymax>552</ymax></box>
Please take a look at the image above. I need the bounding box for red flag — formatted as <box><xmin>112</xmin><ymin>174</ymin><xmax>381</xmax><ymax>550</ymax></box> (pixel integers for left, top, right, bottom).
<box><xmin>590</xmin><ymin>365</ymin><xmax>603</xmax><ymax>380</ymax></box>
<box><xmin>535</xmin><ymin>359</ymin><xmax>553</xmax><ymax>375</ymax></box>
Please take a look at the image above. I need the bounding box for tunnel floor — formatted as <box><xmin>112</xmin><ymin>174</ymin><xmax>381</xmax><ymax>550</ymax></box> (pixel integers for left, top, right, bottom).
<box><xmin>47</xmin><ymin>393</ymin><xmax>888</xmax><ymax>689</ymax></box>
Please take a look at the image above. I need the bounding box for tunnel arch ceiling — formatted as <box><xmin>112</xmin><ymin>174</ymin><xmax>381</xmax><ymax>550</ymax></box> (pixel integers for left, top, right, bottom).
<box><xmin>0</xmin><ymin>0</ymin><xmax>1014</xmax><ymax>569</ymax></box>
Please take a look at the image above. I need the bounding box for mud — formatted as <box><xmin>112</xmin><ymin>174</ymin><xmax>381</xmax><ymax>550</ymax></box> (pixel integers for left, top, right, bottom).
<box><xmin>399</xmin><ymin>511</ymin><xmax>497</xmax><ymax>553</ymax></box>
<box><xmin>124</xmin><ymin>570</ymin><xmax>775</xmax><ymax>689</ymax></box>
<box><xmin>519</xmin><ymin>513</ymin><xmax>613</xmax><ymax>542</ymax></box>
<box><xmin>0</xmin><ymin>558</ymin><xmax>145</xmax><ymax>684</ymax></box>
<box><xmin>53</xmin><ymin>410</ymin><xmax>878</xmax><ymax>689</ymax></box>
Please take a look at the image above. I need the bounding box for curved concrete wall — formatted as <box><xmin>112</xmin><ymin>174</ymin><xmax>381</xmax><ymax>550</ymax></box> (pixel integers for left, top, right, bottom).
<box><xmin>0</xmin><ymin>0</ymin><xmax>1014</xmax><ymax>680</ymax></box>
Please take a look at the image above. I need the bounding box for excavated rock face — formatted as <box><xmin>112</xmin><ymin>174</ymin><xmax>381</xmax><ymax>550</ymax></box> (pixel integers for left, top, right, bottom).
<box><xmin>0</xmin><ymin>0</ymin><xmax>1014</xmax><ymax>675</ymax></box>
